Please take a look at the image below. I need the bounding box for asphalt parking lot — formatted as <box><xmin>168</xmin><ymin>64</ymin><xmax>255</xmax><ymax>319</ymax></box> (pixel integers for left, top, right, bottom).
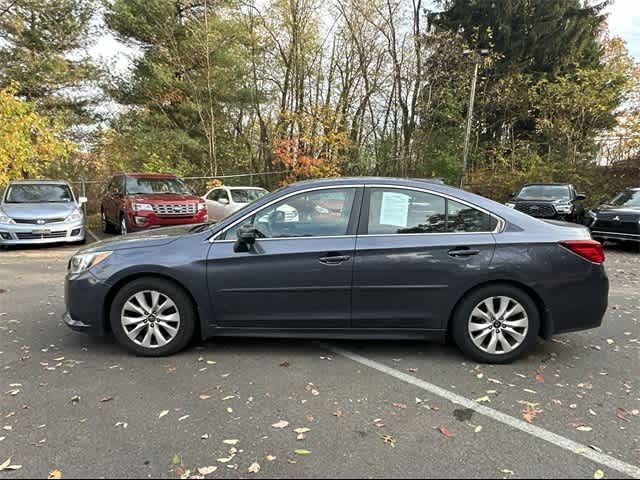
<box><xmin>0</xmin><ymin>234</ymin><xmax>638</xmax><ymax>479</ymax></box>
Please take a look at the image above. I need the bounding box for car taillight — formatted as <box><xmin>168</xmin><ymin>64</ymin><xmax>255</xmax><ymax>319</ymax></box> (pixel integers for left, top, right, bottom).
<box><xmin>560</xmin><ymin>240</ymin><xmax>605</xmax><ymax>264</ymax></box>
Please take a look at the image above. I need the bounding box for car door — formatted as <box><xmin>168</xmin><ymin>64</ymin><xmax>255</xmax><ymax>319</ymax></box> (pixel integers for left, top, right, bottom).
<box><xmin>207</xmin><ymin>186</ymin><xmax>363</xmax><ymax>329</ymax></box>
<box><xmin>352</xmin><ymin>186</ymin><xmax>498</xmax><ymax>330</ymax></box>
<box><xmin>205</xmin><ymin>188</ymin><xmax>222</xmax><ymax>220</ymax></box>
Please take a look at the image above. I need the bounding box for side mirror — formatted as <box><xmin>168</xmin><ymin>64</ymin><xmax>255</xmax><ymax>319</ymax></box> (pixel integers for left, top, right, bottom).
<box><xmin>576</xmin><ymin>194</ymin><xmax>587</xmax><ymax>201</ymax></box>
<box><xmin>78</xmin><ymin>196</ymin><xmax>88</xmax><ymax>205</ymax></box>
<box><xmin>234</xmin><ymin>225</ymin><xmax>259</xmax><ymax>252</ymax></box>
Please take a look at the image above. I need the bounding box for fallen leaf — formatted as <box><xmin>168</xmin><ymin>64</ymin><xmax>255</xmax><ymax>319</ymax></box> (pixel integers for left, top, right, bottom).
<box><xmin>577</xmin><ymin>425</ymin><xmax>593</xmax><ymax>432</ymax></box>
<box><xmin>475</xmin><ymin>396</ymin><xmax>491</xmax><ymax>403</ymax></box>
<box><xmin>535</xmin><ymin>373</ymin><xmax>545</xmax><ymax>384</ymax></box>
<box><xmin>616</xmin><ymin>408</ymin><xmax>631</xmax><ymax>423</ymax></box>
<box><xmin>272</xmin><ymin>420</ymin><xmax>289</xmax><ymax>429</ymax></box>
<box><xmin>198</xmin><ymin>466</ymin><xmax>217</xmax><ymax>476</ymax></box>
<box><xmin>522</xmin><ymin>404</ymin><xmax>543</xmax><ymax>424</ymax></box>
<box><xmin>294</xmin><ymin>449</ymin><xmax>311</xmax><ymax>456</ymax></box>
<box><xmin>381</xmin><ymin>434</ymin><xmax>396</xmax><ymax>447</ymax></box>
<box><xmin>216</xmin><ymin>456</ymin><xmax>235</xmax><ymax>464</ymax></box>
<box><xmin>594</xmin><ymin>470</ymin><xmax>605</xmax><ymax>479</ymax></box>
<box><xmin>99</xmin><ymin>397</ymin><xmax>113</xmax><ymax>403</ymax></box>
<box><xmin>199</xmin><ymin>395</ymin><xmax>211</xmax><ymax>400</ymax></box>
<box><xmin>279</xmin><ymin>361</ymin><xmax>290</xmax><ymax>368</ymax></box>
<box><xmin>437</xmin><ymin>425</ymin><xmax>456</xmax><ymax>438</ymax></box>
<box><xmin>48</xmin><ymin>470</ymin><xmax>62</xmax><ymax>479</ymax></box>
<box><xmin>392</xmin><ymin>403</ymin><xmax>407</xmax><ymax>409</ymax></box>
<box><xmin>172</xmin><ymin>453</ymin><xmax>181</xmax><ymax>465</ymax></box>
<box><xmin>159</xmin><ymin>410</ymin><xmax>169</xmax><ymax>419</ymax></box>
<box><xmin>266</xmin><ymin>455</ymin><xmax>276</xmax><ymax>462</ymax></box>
<box><xmin>248</xmin><ymin>462</ymin><xmax>261</xmax><ymax>474</ymax></box>
<box><xmin>333</xmin><ymin>410</ymin><xmax>344</xmax><ymax>418</ymax></box>
<box><xmin>474</xmin><ymin>425</ymin><xmax>483</xmax><ymax>433</ymax></box>
<box><xmin>294</xmin><ymin>428</ymin><xmax>311</xmax><ymax>434</ymax></box>
<box><xmin>223</xmin><ymin>439</ymin><xmax>240</xmax><ymax>445</ymax></box>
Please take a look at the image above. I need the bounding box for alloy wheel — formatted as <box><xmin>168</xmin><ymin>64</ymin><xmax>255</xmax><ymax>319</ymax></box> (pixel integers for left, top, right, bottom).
<box><xmin>120</xmin><ymin>290</ymin><xmax>181</xmax><ymax>349</ymax></box>
<box><xmin>468</xmin><ymin>296</ymin><xmax>529</xmax><ymax>355</ymax></box>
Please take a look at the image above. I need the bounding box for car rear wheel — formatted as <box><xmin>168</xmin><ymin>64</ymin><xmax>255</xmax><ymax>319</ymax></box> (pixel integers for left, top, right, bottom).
<box><xmin>110</xmin><ymin>278</ymin><xmax>197</xmax><ymax>356</ymax></box>
<box><xmin>451</xmin><ymin>284</ymin><xmax>540</xmax><ymax>364</ymax></box>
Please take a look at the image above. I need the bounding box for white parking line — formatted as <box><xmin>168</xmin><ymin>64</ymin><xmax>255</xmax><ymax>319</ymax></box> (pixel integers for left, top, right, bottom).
<box><xmin>324</xmin><ymin>344</ymin><xmax>640</xmax><ymax>479</ymax></box>
<box><xmin>86</xmin><ymin>228</ymin><xmax>100</xmax><ymax>243</ymax></box>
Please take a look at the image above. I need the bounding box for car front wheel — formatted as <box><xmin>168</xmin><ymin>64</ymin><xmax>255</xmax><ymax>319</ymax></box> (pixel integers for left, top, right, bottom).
<box><xmin>451</xmin><ymin>285</ymin><xmax>540</xmax><ymax>364</ymax></box>
<box><xmin>110</xmin><ymin>278</ymin><xmax>197</xmax><ymax>356</ymax></box>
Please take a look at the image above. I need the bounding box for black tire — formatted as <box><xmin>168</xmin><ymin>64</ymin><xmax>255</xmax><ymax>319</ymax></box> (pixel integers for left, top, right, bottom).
<box><xmin>451</xmin><ymin>284</ymin><xmax>540</xmax><ymax>364</ymax></box>
<box><xmin>101</xmin><ymin>209</ymin><xmax>115</xmax><ymax>234</ymax></box>
<box><xmin>110</xmin><ymin>277</ymin><xmax>197</xmax><ymax>357</ymax></box>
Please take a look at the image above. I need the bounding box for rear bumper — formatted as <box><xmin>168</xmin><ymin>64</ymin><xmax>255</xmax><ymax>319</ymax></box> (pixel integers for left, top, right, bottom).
<box><xmin>542</xmin><ymin>266</ymin><xmax>609</xmax><ymax>338</ymax></box>
<box><xmin>591</xmin><ymin>230</ymin><xmax>640</xmax><ymax>243</ymax></box>
<box><xmin>0</xmin><ymin>221</ymin><xmax>85</xmax><ymax>245</ymax></box>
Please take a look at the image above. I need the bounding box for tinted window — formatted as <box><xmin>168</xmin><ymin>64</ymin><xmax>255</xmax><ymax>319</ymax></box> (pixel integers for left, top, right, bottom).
<box><xmin>5</xmin><ymin>184</ymin><xmax>73</xmax><ymax>203</ymax></box>
<box><xmin>367</xmin><ymin>189</ymin><xmax>447</xmax><ymax>234</ymax></box>
<box><xmin>366</xmin><ymin>188</ymin><xmax>498</xmax><ymax>234</ymax></box>
<box><xmin>230</xmin><ymin>189</ymin><xmax>267</xmax><ymax>203</ymax></box>
<box><xmin>207</xmin><ymin>189</ymin><xmax>221</xmax><ymax>201</ymax></box>
<box><xmin>610</xmin><ymin>190</ymin><xmax>640</xmax><ymax>208</ymax></box>
<box><xmin>448</xmin><ymin>199</ymin><xmax>498</xmax><ymax>232</ymax></box>
<box><xmin>125</xmin><ymin>177</ymin><xmax>192</xmax><ymax>195</ymax></box>
<box><xmin>224</xmin><ymin>188</ymin><xmax>356</xmax><ymax>239</ymax></box>
<box><xmin>518</xmin><ymin>185</ymin><xmax>571</xmax><ymax>201</ymax></box>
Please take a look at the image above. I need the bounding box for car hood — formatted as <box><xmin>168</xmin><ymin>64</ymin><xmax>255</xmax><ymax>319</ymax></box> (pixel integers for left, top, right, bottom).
<box><xmin>1</xmin><ymin>202</ymin><xmax>78</xmax><ymax>220</ymax></box>
<box><xmin>83</xmin><ymin>224</ymin><xmax>206</xmax><ymax>253</ymax></box>
<box><xmin>594</xmin><ymin>205</ymin><xmax>640</xmax><ymax>216</ymax></box>
<box><xmin>130</xmin><ymin>193</ymin><xmax>202</xmax><ymax>203</ymax></box>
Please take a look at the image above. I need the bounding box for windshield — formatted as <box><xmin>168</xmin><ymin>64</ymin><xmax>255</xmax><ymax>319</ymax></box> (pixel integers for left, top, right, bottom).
<box><xmin>518</xmin><ymin>185</ymin><xmax>571</xmax><ymax>201</ymax></box>
<box><xmin>126</xmin><ymin>177</ymin><xmax>192</xmax><ymax>195</ymax></box>
<box><xmin>5</xmin><ymin>184</ymin><xmax>74</xmax><ymax>204</ymax></box>
<box><xmin>230</xmin><ymin>189</ymin><xmax>268</xmax><ymax>203</ymax></box>
<box><xmin>609</xmin><ymin>190</ymin><xmax>640</xmax><ymax>208</ymax></box>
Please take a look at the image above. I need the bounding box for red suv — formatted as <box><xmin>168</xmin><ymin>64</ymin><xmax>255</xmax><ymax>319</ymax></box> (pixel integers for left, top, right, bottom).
<box><xmin>101</xmin><ymin>173</ymin><xmax>207</xmax><ymax>234</ymax></box>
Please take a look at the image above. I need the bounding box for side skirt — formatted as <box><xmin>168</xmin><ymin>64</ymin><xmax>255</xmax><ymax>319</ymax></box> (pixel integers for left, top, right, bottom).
<box><xmin>204</xmin><ymin>327</ymin><xmax>447</xmax><ymax>342</ymax></box>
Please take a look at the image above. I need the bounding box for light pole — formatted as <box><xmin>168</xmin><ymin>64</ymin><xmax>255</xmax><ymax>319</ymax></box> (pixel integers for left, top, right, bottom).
<box><xmin>460</xmin><ymin>48</ymin><xmax>489</xmax><ymax>188</ymax></box>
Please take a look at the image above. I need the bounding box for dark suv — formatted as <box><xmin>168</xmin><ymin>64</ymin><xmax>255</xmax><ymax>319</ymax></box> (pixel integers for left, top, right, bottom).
<box><xmin>506</xmin><ymin>184</ymin><xmax>586</xmax><ymax>224</ymax></box>
<box><xmin>588</xmin><ymin>188</ymin><xmax>640</xmax><ymax>247</ymax></box>
<box><xmin>101</xmin><ymin>173</ymin><xmax>207</xmax><ymax>234</ymax></box>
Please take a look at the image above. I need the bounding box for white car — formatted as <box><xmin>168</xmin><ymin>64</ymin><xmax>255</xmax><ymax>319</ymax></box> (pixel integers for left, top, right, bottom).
<box><xmin>203</xmin><ymin>186</ymin><xmax>269</xmax><ymax>221</ymax></box>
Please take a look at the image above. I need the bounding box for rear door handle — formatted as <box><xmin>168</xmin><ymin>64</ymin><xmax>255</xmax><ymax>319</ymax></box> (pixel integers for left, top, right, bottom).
<box><xmin>448</xmin><ymin>248</ymin><xmax>481</xmax><ymax>258</ymax></box>
<box><xmin>319</xmin><ymin>255</ymin><xmax>351</xmax><ymax>265</ymax></box>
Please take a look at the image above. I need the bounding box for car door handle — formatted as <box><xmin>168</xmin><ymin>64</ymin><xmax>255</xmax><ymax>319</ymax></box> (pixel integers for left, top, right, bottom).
<box><xmin>319</xmin><ymin>255</ymin><xmax>351</xmax><ymax>265</ymax></box>
<box><xmin>448</xmin><ymin>248</ymin><xmax>481</xmax><ymax>258</ymax></box>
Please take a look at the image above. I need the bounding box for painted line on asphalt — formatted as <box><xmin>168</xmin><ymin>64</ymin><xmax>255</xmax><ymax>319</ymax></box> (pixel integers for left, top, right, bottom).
<box><xmin>324</xmin><ymin>344</ymin><xmax>640</xmax><ymax>479</ymax></box>
<box><xmin>86</xmin><ymin>228</ymin><xmax>100</xmax><ymax>243</ymax></box>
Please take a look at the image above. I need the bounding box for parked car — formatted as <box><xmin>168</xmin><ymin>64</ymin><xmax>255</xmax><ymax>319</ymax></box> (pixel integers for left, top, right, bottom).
<box><xmin>588</xmin><ymin>188</ymin><xmax>640</xmax><ymax>247</ymax></box>
<box><xmin>505</xmin><ymin>183</ymin><xmax>586</xmax><ymax>223</ymax></box>
<box><xmin>65</xmin><ymin>177</ymin><xmax>608</xmax><ymax>364</ymax></box>
<box><xmin>0</xmin><ymin>180</ymin><xmax>87</xmax><ymax>246</ymax></box>
<box><xmin>203</xmin><ymin>186</ymin><xmax>269</xmax><ymax>221</ymax></box>
<box><xmin>101</xmin><ymin>173</ymin><xmax>208</xmax><ymax>235</ymax></box>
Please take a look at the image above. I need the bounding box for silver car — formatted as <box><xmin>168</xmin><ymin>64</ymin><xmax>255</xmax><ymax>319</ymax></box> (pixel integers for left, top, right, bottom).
<box><xmin>0</xmin><ymin>180</ymin><xmax>87</xmax><ymax>246</ymax></box>
<box><xmin>203</xmin><ymin>186</ymin><xmax>269</xmax><ymax>221</ymax></box>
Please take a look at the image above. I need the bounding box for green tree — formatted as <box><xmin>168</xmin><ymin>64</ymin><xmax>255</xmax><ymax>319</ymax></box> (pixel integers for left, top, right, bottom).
<box><xmin>0</xmin><ymin>0</ymin><xmax>100</xmax><ymax>128</ymax></box>
<box><xmin>0</xmin><ymin>84</ymin><xmax>73</xmax><ymax>183</ymax></box>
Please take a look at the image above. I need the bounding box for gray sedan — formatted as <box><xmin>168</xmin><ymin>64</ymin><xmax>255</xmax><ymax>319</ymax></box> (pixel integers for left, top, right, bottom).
<box><xmin>0</xmin><ymin>180</ymin><xmax>87</xmax><ymax>246</ymax></box>
<box><xmin>64</xmin><ymin>177</ymin><xmax>609</xmax><ymax>364</ymax></box>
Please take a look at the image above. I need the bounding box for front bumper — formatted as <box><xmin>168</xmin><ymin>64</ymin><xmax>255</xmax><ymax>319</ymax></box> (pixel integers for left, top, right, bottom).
<box><xmin>64</xmin><ymin>271</ymin><xmax>110</xmax><ymax>336</ymax></box>
<box><xmin>126</xmin><ymin>211</ymin><xmax>208</xmax><ymax>232</ymax></box>
<box><xmin>0</xmin><ymin>220</ymin><xmax>85</xmax><ymax>245</ymax></box>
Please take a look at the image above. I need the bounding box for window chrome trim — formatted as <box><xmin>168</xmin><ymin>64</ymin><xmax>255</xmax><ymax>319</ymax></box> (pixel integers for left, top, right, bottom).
<box><xmin>209</xmin><ymin>184</ymin><xmax>364</xmax><ymax>243</ymax></box>
<box><xmin>209</xmin><ymin>182</ymin><xmax>505</xmax><ymax>243</ymax></box>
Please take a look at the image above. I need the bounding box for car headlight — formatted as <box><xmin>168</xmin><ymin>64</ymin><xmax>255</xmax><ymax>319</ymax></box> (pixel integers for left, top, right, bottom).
<box><xmin>198</xmin><ymin>202</ymin><xmax>206</xmax><ymax>211</ymax></box>
<box><xmin>555</xmin><ymin>204</ymin><xmax>573</xmax><ymax>214</ymax></box>
<box><xmin>65</xmin><ymin>209</ymin><xmax>84</xmax><ymax>222</ymax></box>
<box><xmin>0</xmin><ymin>209</ymin><xmax>15</xmax><ymax>224</ymax></box>
<box><xmin>134</xmin><ymin>203</ymin><xmax>154</xmax><ymax>212</ymax></box>
<box><xmin>68</xmin><ymin>251</ymin><xmax>112</xmax><ymax>275</ymax></box>
<box><xmin>505</xmin><ymin>202</ymin><xmax>516</xmax><ymax>209</ymax></box>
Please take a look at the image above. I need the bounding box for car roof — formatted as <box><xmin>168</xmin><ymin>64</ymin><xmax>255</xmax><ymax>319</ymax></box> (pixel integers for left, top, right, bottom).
<box><xmin>8</xmin><ymin>179</ymin><xmax>71</xmax><ymax>185</ymax></box>
<box><xmin>225</xmin><ymin>186</ymin><xmax>268</xmax><ymax>190</ymax></box>
<box><xmin>522</xmin><ymin>183</ymin><xmax>572</xmax><ymax>187</ymax></box>
<box><xmin>120</xmin><ymin>173</ymin><xmax>178</xmax><ymax>179</ymax></box>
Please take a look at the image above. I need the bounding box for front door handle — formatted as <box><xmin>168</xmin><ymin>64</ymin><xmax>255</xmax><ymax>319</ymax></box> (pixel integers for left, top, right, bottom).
<box><xmin>448</xmin><ymin>247</ymin><xmax>481</xmax><ymax>258</ymax></box>
<box><xmin>319</xmin><ymin>254</ymin><xmax>351</xmax><ymax>265</ymax></box>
